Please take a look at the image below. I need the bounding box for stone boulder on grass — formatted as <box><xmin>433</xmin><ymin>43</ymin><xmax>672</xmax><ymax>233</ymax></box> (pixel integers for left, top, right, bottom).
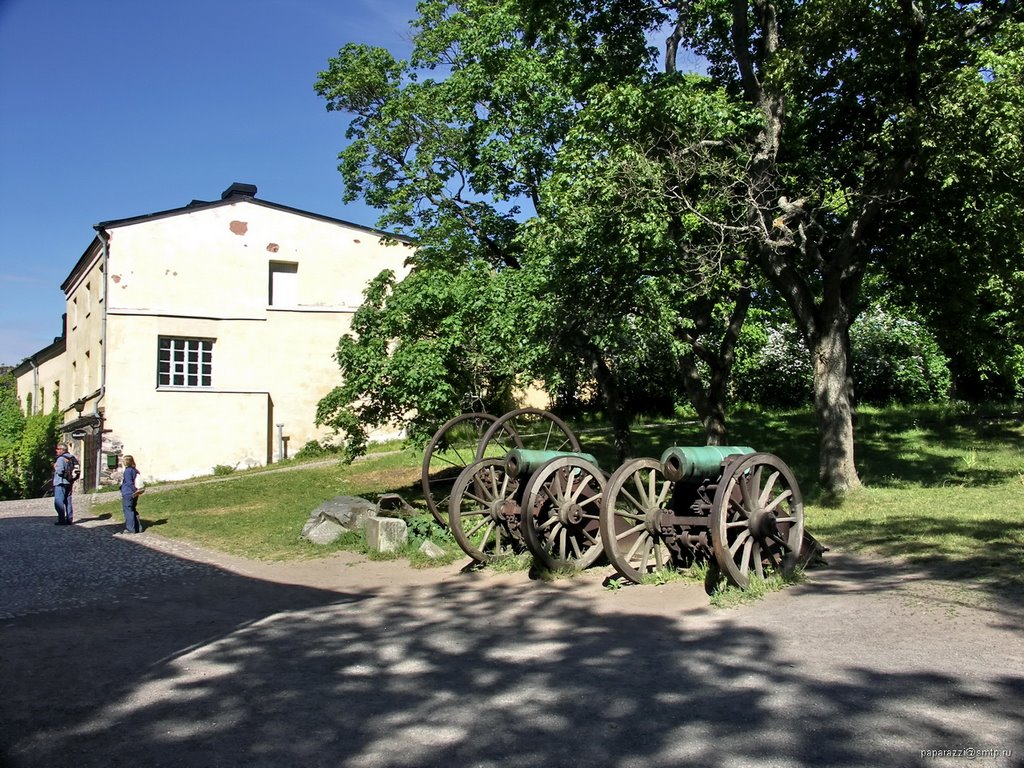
<box><xmin>301</xmin><ymin>496</ymin><xmax>378</xmax><ymax>545</ymax></box>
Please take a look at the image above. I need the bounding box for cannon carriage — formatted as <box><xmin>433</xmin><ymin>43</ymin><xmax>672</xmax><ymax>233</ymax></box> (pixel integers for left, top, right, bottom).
<box><xmin>446</xmin><ymin>447</ymin><xmax>608</xmax><ymax>570</ymax></box>
<box><xmin>420</xmin><ymin>408</ymin><xmax>580</xmax><ymax>528</ymax></box>
<box><xmin>423</xmin><ymin>409</ymin><xmax>810</xmax><ymax>589</ymax></box>
<box><xmin>422</xmin><ymin>408</ymin><xmax>606</xmax><ymax>569</ymax></box>
<box><xmin>600</xmin><ymin>447</ymin><xmax>805</xmax><ymax>588</ymax></box>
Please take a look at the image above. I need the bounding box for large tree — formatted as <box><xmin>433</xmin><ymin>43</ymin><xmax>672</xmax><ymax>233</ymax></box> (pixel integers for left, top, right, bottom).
<box><xmin>881</xmin><ymin>19</ymin><xmax>1024</xmax><ymax>399</ymax></box>
<box><xmin>675</xmin><ymin>0</ymin><xmax>1020</xmax><ymax>490</ymax></box>
<box><xmin>521</xmin><ymin>73</ymin><xmax>762</xmax><ymax>447</ymax></box>
<box><xmin>316</xmin><ymin>0</ymin><xmax>758</xmax><ymax>456</ymax></box>
<box><xmin>517</xmin><ymin>0</ymin><xmax>1020</xmax><ymax>490</ymax></box>
<box><xmin>318</xmin><ymin>0</ymin><xmax>1022</xmax><ymax>491</ymax></box>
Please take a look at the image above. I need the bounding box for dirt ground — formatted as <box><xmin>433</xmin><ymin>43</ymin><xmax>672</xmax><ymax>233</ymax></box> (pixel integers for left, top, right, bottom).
<box><xmin>1</xmin><ymin>497</ymin><xmax>1021</xmax><ymax>768</ymax></box>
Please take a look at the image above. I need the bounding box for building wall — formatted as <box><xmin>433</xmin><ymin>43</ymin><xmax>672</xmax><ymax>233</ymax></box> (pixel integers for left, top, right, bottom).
<box><xmin>104</xmin><ymin>201</ymin><xmax>404</xmax><ymax>314</ymax></box>
<box><xmin>14</xmin><ymin>348</ymin><xmax>65</xmax><ymax>415</ymax></box>
<box><xmin>97</xmin><ymin>200</ymin><xmax>410</xmax><ymax>481</ymax></box>
<box><xmin>63</xmin><ymin>244</ymin><xmax>105</xmax><ymax>411</ymax></box>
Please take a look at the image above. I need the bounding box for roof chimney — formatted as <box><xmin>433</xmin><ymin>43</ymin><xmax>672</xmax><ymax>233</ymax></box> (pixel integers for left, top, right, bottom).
<box><xmin>221</xmin><ymin>182</ymin><xmax>257</xmax><ymax>200</ymax></box>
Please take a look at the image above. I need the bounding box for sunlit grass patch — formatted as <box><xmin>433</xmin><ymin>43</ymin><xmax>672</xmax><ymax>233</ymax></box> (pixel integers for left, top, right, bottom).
<box><xmin>84</xmin><ymin>403</ymin><xmax>1023</xmax><ymax>601</ymax></box>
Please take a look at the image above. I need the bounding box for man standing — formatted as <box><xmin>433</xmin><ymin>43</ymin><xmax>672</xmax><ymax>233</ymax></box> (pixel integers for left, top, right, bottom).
<box><xmin>53</xmin><ymin>443</ymin><xmax>75</xmax><ymax>525</ymax></box>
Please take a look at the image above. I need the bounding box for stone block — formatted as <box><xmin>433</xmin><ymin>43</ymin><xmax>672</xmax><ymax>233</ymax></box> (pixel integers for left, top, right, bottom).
<box><xmin>301</xmin><ymin>495</ymin><xmax>377</xmax><ymax>542</ymax></box>
<box><xmin>418</xmin><ymin>540</ymin><xmax>447</xmax><ymax>559</ymax></box>
<box><xmin>365</xmin><ymin>516</ymin><xmax>408</xmax><ymax>553</ymax></box>
<box><xmin>305</xmin><ymin>518</ymin><xmax>347</xmax><ymax>545</ymax></box>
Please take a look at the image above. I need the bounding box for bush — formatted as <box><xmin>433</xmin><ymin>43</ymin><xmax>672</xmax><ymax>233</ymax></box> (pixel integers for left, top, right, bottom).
<box><xmin>294</xmin><ymin>440</ymin><xmax>341</xmax><ymax>460</ymax></box>
<box><xmin>405</xmin><ymin>513</ymin><xmax>449</xmax><ymax>544</ymax></box>
<box><xmin>0</xmin><ymin>407</ymin><xmax>61</xmax><ymax>500</ymax></box>
<box><xmin>730</xmin><ymin>305</ymin><xmax>951</xmax><ymax>407</ymax></box>
<box><xmin>212</xmin><ymin>464</ymin><xmax>236</xmax><ymax>476</ymax></box>
<box><xmin>731</xmin><ymin>311</ymin><xmax>813</xmax><ymax>407</ymax></box>
<box><xmin>849</xmin><ymin>308</ymin><xmax>951</xmax><ymax>404</ymax></box>
<box><xmin>0</xmin><ymin>372</ymin><xmax>25</xmax><ymax>447</ymax></box>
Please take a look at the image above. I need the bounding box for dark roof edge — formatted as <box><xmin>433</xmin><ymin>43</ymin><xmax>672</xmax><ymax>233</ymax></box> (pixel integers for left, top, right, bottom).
<box><xmin>95</xmin><ymin>196</ymin><xmax>415</xmax><ymax>244</ymax></box>
<box><xmin>12</xmin><ymin>336</ymin><xmax>67</xmax><ymax>377</ymax></box>
<box><xmin>60</xmin><ymin>236</ymin><xmax>102</xmax><ymax>294</ymax></box>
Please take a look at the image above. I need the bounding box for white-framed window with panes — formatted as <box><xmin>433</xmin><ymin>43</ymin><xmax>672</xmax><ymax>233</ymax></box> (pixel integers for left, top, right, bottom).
<box><xmin>157</xmin><ymin>337</ymin><xmax>213</xmax><ymax>388</ymax></box>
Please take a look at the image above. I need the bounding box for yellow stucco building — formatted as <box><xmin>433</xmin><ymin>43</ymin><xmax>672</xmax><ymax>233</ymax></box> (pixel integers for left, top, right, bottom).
<box><xmin>14</xmin><ymin>183</ymin><xmax>412</xmax><ymax>487</ymax></box>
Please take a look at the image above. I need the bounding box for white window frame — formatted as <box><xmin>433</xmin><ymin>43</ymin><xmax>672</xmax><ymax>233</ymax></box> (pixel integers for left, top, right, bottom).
<box><xmin>268</xmin><ymin>261</ymin><xmax>298</xmax><ymax>307</ymax></box>
<box><xmin>157</xmin><ymin>337</ymin><xmax>213</xmax><ymax>389</ymax></box>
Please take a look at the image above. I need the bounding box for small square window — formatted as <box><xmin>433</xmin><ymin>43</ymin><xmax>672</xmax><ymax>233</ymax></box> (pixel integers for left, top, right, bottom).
<box><xmin>157</xmin><ymin>337</ymin><xmax>214</xmax><ymax>389</ymax></box>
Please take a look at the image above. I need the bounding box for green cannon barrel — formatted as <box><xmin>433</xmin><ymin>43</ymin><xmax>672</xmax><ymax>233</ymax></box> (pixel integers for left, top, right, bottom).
<box><xmin>660</xmin><ymin>445</ymin><xmax>755</xmax><ymax>482</ymax></box>
<box><xmin>504</xmin><ymin>449</ymin><xmax>599</xmax><ymax>478</ymax></box>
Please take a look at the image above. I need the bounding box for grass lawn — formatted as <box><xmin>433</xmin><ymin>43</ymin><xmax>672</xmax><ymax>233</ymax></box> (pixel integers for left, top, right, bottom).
<box><xmin>90</xmin><ymin>404</ymin><xmax>1024</xmax><ymax>596</ymax></box>
<box><xmin>91</xmin><ymin>447</ymin><xmax>427</xmax><ymax>561</ymax></box>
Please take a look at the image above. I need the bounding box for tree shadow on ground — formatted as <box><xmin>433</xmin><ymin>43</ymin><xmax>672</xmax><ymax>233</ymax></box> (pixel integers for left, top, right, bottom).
<box><xmin>1</xmin><ymin>508</ymin><xmax>1020</xmax><ymax>768</ymax></box>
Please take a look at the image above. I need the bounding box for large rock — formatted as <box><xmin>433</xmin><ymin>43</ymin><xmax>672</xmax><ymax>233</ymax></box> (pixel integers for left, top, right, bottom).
<box><xmin>365</xmin><ymin>516</ymin><xmax>408</xmax><ymax>553</ymax></box>
<box><xmin>301</xmin><ymin>495</ymin><xmax>377</xmax><ymax>544</ymax></box>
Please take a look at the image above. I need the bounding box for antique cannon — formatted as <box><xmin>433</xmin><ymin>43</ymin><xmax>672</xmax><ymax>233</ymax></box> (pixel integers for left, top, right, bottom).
<box><xmin>447</xmin><ymin>447</ymin><xmax>607</xmax><ymax>570</ymax></box>
<box><xmin>421</xmin><ymin>408</ymin><xmax>580</xmax><ymax>527</ymax></box>
<box><xmin>426</xmin><ymin>411</ymin><xmax>812</xmax><ymax>589</ymax></box>
<box><xmin>424</xmin><ymin>408</ymin><xmax>606</xmax><ymax>569</ymax></box>
<box><xmin>599</xmin><ymin>446</ymin><xmax>805</xmax><ymax>588</ymax></box>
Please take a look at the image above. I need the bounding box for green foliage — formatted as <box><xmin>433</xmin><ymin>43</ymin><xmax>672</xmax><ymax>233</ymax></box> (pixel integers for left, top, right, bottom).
<box><xmin>708</xmin><ymin>570</ymin><xmax>805</xmax><ymax>609</ymax></box>
<box><xmin>405</xmin><ymin>512</ymin><xmax>450</xmax><ymax>544</ymax></box>
<box><xmin>294</xmin><ymin>440</ymin><xmax>340</xmax><ymax>460</ymax></box>
<box><xmin>731</xmin><ymin>307</ymin><xmax>814</xmax><ymax>408</ymax></box>
<box><xmin>639</xmin><ymin>569</ymin><xmax>672</xmax><ymax>586</ymax></box>
<box><xmin>0</xmin><ymin>372</ymin><xmax>25</xmax><ymax>449</ymax></box>
<box><xmin>314</xmin><ymin>4</ymin><xmax>763</xmax><ymax>452</ymax></box>
<box><xmin>0</xmin><ymin>404</ymin><xmax>62</xmax><ymax>500</ymax></box>
<box><xmin>212</xmin><ymin>464</ymin><xmax>236</xmax><ymax>476</ymax></box>
<box><xmin>486</xmin><ymin>552</ymin><xmax>534</xmax><ymax>573</ymax></box>
<box><xmin>880</xmin><ymin>21</ymin><xmax>1024</xmax><ymax>400</ymax></box>
<box><xmin>315</xmin><ymin>266</ymin><xmax>522</xmax><ymax>461</ymax></box>
<box><xmin>732</xmin><ymin>304</ymin><xmax>952</xmax><ymax>407</ymax></box>
<box><xmin>0</xmin><ymin>450</ymin><xmax>17</xmax><ymax>500</ymax></box>
<box><xmin>521</xmin><ymin>74</ymin><xmax>762</xmax><ymax>438</ymax></box>
<box><xmin>849</xmin><ymin>308</ymin><xmax>951</xmax><ymax>404</ymax></box>
<box><xmin>314</xmin><ymin>0</ymin><xmax>1023</xmax><ymax>491</ymax></box>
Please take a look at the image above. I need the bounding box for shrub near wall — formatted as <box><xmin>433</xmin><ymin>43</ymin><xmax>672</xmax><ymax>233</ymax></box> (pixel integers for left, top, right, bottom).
<box><xmin>0</xmin><ymin>409</ymin><xmax>61</xmax><ymax>500</ymax></box>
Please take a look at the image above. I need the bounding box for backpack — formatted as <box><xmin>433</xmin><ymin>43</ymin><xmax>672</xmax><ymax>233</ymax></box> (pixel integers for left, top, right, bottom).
<box><xmin>62</xmin><ymin>454</ymin><xmax>81</xmax><ymax>482</ymax></box>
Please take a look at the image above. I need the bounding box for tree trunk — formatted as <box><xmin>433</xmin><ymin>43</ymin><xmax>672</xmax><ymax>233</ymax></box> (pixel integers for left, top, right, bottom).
<box><xmin>676</xmin><ymin>288</ymin><xmax>750</xmax><ymax>446</ymax></box>
<box><xmin>679</xmin><ymin>354</ymin><xmax>728</xmax><ymax>445</ymax></box>
<box><xmin>589</xmin><ymin>354</ymin><xmax>633</xmax><ymax>462</ymax></box>
<box><xmin>811</xmin><ymin>322</ymin><xmax>862</xmax><ymax>493</ymax></box>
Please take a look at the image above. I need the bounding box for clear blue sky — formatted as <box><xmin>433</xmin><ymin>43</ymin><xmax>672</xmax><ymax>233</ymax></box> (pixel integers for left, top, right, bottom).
<box><xmin>0</xmin><ymin>0</ymin><xmax>419</xmax><ymax>365</ymax></box>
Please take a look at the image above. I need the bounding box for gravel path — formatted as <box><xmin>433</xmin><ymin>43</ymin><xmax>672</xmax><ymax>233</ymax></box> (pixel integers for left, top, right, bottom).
<box><xmin>1</xmin><ymin>497</ymin><xmax>1021</xmax><ymax>768</ymax></box>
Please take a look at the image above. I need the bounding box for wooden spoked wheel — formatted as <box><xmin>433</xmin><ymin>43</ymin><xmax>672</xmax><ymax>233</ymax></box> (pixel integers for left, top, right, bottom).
<box><xmin>520</xmin><ymin>456</ymin><xmax>606</xmax><ymax>571</ymax></box>
<box><xmin>710</xmin><ymin>452</ymin><xmax>804</xmax><ymax>589</ymax></box>
<box><xmin>422</xmin><ymin>412</ymin><xmax>499</xmax><ymax>527</ymax></box>
<box><xmin>599</xmin><ymin>458</ymin><xmax>675</xmax><ymax>584</ymax></box>
<box><xmin>448</xmin><ymin>458</ymin><xmax>523</xmax><ymax>563</ymax></box>
<box><xmin>474</xmin><ymin>408</ymin><xmax>580</xmax><ymax>462</ymax></box>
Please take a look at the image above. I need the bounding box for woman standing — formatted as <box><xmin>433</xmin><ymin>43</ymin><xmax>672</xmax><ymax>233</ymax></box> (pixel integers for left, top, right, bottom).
<box><xmin>120</xmin><ymin>455</ymin><xmax>146</xmax><ymax>533</ymax></box>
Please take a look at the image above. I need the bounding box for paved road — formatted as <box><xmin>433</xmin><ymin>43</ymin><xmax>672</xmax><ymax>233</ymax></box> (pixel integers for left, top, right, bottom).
<box><xmin>1</xmin><ymin>498</ymin><xmax>1021</xmax><ymax>768</ymax></box>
